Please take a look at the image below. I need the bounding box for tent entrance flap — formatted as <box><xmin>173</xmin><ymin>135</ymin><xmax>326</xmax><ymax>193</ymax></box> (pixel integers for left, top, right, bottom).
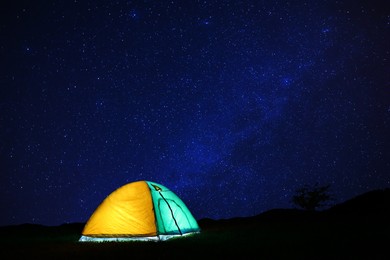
<box><xmin>150</xmin><ymin>183</ymin><xmax>182</xmax><ymax>235</ymax></box>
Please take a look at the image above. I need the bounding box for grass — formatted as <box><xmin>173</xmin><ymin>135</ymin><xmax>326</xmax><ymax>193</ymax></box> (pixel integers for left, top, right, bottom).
<box><xmin>0</xmin><ymin>219</ymin><xmax>388</xmax><ymax>259</ymax></box>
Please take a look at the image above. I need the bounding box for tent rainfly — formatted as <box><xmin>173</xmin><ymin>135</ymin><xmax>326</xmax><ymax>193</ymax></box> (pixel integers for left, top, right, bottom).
<box><xmin>79</xmin><ymin>180</ymin><xmax>200</xmax><ymax>242</ymax></box>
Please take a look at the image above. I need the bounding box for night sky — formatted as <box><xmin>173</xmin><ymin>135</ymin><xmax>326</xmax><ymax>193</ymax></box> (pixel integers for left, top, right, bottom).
<box><xmin>1</xmin><ymin>0</ymin><xmax>389</xmax><ymax>227</ymax></box>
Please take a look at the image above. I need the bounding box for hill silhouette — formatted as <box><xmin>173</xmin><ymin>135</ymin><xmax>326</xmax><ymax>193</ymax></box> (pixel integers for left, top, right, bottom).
<box><xmin>199</xmin><ymin>187</ymin><xmax>390</xmax><ymax>228</ymax></box>
<box><xmin>325</xmin><ymin>188</ymin><xmax>390</xmax><ymax>219</ymax></box>
<box><xmin>0</xmin><ymin>188</ymin><xmax>389</xmax><ymax>259</ymax></box>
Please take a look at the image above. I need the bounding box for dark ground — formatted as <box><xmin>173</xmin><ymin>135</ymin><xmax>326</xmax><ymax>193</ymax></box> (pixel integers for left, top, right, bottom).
<box><xmin>1</xmin><ymin>189</ymin><xmax>389</xmax><ymax>259</ymax></box>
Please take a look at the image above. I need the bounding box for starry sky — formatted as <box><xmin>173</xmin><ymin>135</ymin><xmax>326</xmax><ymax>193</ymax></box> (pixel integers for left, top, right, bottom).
<box><xmin>0</xmin><ymin>0</ymin><xmax>389</xmax><ymax>226</ymax></box>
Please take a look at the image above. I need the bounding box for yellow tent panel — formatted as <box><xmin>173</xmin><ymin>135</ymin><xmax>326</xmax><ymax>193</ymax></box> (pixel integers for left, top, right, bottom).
<box><xmin>82</xmin><ymin>181</ymin><xmax>157</xmax><ymax>237</ymax></box>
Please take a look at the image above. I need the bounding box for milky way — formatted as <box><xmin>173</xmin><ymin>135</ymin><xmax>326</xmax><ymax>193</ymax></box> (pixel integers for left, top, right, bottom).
<box><xmin>0</xmin><ymin>0</ymin><xmax>389</xmax><ymax>226</ymax></box>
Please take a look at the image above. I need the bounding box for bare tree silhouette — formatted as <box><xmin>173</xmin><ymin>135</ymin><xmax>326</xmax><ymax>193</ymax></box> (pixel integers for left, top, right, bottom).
<box><xmin>292</xmin><ymin>183</ymin><xmax>333</xmax><ymax>211</ymax></box>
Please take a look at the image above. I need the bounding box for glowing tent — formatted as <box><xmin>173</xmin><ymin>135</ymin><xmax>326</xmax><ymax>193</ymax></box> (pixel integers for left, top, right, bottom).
<box><xmin>79</xmin><ymin>180</ymin><xmax>200</xmax><ymax>242</ymax></box>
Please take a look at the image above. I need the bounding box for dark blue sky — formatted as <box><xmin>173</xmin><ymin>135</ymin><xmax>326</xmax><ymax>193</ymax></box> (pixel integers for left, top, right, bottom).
<box><xmin>0</xmin><ymin>0</ymin><xmax>389</xmax><ymax>226</ymax></box>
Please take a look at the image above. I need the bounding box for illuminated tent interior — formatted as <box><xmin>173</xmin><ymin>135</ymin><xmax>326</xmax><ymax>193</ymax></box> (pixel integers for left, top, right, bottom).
<box><xmin>79</xmin><ymin>180</ymin><xmax>200</xmax><ymax>242</ymax></box>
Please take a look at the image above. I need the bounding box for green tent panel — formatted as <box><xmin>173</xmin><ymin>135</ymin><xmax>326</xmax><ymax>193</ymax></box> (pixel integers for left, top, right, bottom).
<box><xmin>148</xmin><ymin>181</ymin><xmax>199</xmax><ymax>235</ymax></box>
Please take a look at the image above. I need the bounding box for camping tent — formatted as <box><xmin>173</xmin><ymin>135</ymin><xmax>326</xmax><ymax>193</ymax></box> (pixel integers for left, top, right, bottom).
<box><xmin>79</xmin><ymin>180</ymin><xmax>200</xmax><ymax>242</ymax></box>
